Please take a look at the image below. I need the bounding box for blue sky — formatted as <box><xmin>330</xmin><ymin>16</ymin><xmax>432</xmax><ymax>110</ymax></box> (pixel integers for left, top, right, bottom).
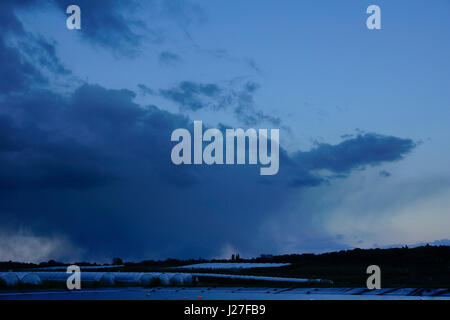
<box><xmin>0</xmin><ymin>0</ymin><xmax>449</xmax><ymax>262</ymax></box>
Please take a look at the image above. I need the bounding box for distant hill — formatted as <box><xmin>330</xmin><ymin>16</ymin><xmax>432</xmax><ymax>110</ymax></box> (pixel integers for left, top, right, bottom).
<box><xmin>245</xmin><ymin>244</ymin><xmax>450</xmax><ymax>287</ymax></box>
<box><xmin>382</xmin><ymin>239</ymin><xmax>450</xmax><ymax>249</ymax></box>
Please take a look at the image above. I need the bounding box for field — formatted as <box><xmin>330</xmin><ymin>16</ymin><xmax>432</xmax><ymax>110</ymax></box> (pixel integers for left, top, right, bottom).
<box><xmin>1</xmin><ymin>286</ymin><xmax>449</xmax><ymax>300</ymax></box>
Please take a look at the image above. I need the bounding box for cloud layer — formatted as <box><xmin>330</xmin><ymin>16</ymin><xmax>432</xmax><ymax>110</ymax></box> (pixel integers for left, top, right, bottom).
<box><xmin>0</xmin><ymin>79</ymin><xmax>416</xmax><ymax>261</ymax></box>
<box><xmin>0</xmin><ymin>0</ymin><xmax>421</xmax><ymax>262</ymax></box>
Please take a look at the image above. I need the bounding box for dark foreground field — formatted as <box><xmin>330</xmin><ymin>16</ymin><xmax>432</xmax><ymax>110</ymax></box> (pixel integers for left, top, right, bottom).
<box><xmin>1</xmin><ymin>287</ymin><xmax>450</xmax><ymax>300</ymax></box>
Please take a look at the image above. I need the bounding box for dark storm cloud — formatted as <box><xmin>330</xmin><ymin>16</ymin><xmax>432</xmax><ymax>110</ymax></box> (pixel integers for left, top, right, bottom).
<box><xmin>2</xmin><ymin>0</ymin><xmax>205</xmax><ymax>58</ymax></box>
<box><xmin>52</xmin><ymin>0</ymin><xmax>205</xmax><ymax>56</ymax></box>
<box><xmin>70</xmin><ymin>85</ymin><xmax>144</xmax><ymax>128</ymax></box>
<box><xmin>0</xmin><ymin>82</ymin><xmax>283</xmax><ymax>259</ymax></box>
<box><xmin>19</xmin><ymin>36</ymin><xmax>71</xmax><ymax>76</ymax></box>
<box><xmin>0</xmin><ymin>2</ymin><xmax>25</xmax><ymax>35</ymax></box>
<box><xmin>0</xmin><ymin>1</ymin><xmax>42</xmax><ymax>93</ymax></box>
<box><xmin>0</xmin><ymin>115</ymin><xmax>25</xmax><ymax>152</ymax></box>
<box><xmin>53</xmin><ymin>0</ymin><xmax>148</xmax><ymax>55</ymax></box>
<box><xmin>0</xmin><ymin>39</ymin><xmax>46</xmax><ymax>94</ymax></box>
<box><xmin>0</xmin><ymin>80</ymin><xmax>418</xmax><ymax>260</ymax></box>
<box><xmin>0</xmin><ymin>96</ymin><xmax>116</xmax><ymax>191</ymax></box>
<box><xmin>293</xmin><ymin>134</ymin><xmax>416</xmax><ymax>174</ymax></box>
<box><xmin>0</xmin><ymin>0</ymin><xmax>70</xmax><ymax>94</ymax></box>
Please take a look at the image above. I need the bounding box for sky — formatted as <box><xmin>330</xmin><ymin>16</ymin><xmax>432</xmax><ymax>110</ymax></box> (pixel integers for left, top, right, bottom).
<box><xmin>0</xmin><ymin>0</ymin><xmax>449</xmax><ymax>262</ymax></box>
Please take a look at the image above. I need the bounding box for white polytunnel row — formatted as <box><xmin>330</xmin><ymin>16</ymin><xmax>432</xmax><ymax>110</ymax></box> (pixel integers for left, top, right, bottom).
<box><xmin>33</xmin><ymin>272</ymin><xmax>115</xmax><ymax>286</ymax></box>
<box><xmin>191</xmin><ymin>273</ymin><xmax>331</xmax><ymax>283</ymax></box>
<box><xmin>1</xmin><ymin>271</ymin><xmax>326</xmax><ymax>288</ymax></box>
<box><xmin>0</xmin><ymin>272</ymin><xmax>194</xmax><ymax>287</ymax></box>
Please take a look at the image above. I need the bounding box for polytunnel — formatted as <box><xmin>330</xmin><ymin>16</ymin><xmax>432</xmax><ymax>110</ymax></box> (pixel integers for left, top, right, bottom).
<box><xmin>158</xmin><ymin>273</ymin><xmax>170</xmax><ymax>285</ymax></box>
<box><xmin>83</xmin><ymin>272</ymin><xmax>115</xmax><ymax>286</ymax></box>
<box><xmin>168</xmin><ymin>273</ymin><xmax>193</xmax><ymax>285</ymax></box>
<box><xmin>111</xmin><ymin>272</ymin><xmax>194</xmax><ymax>286</ymax></box>
<box><xmin>139</xmin><ymin>273</ymin><xmax>163</xmax><ymax>286</ymax></box>
<box><xmin>16</xmin><ymin>272</ymin><xmax>43</xmax><ymax>285</ymax></box>
<box><xmin>0</xmin><ymin>272</ymin><xmax>20</xmax><ymax>287</ymax></box>
<box><xmin>34</xmin><ymin>272</ymin><xmax>70</xmax><ymax>283</ymax></box>
<box><xmin>35</xmin><ymin>272</ymin><xmax>115</xmax><ymax>286</ymax></box>
<box><xmin>0</xmin><ymin>271</ymin><xmax>196</xmax><ymax>288</ymax></box>
<box><xmin>113</xmin><ymin>272</ymin><xmax>146</xmax><ymax>285</ymax></box>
